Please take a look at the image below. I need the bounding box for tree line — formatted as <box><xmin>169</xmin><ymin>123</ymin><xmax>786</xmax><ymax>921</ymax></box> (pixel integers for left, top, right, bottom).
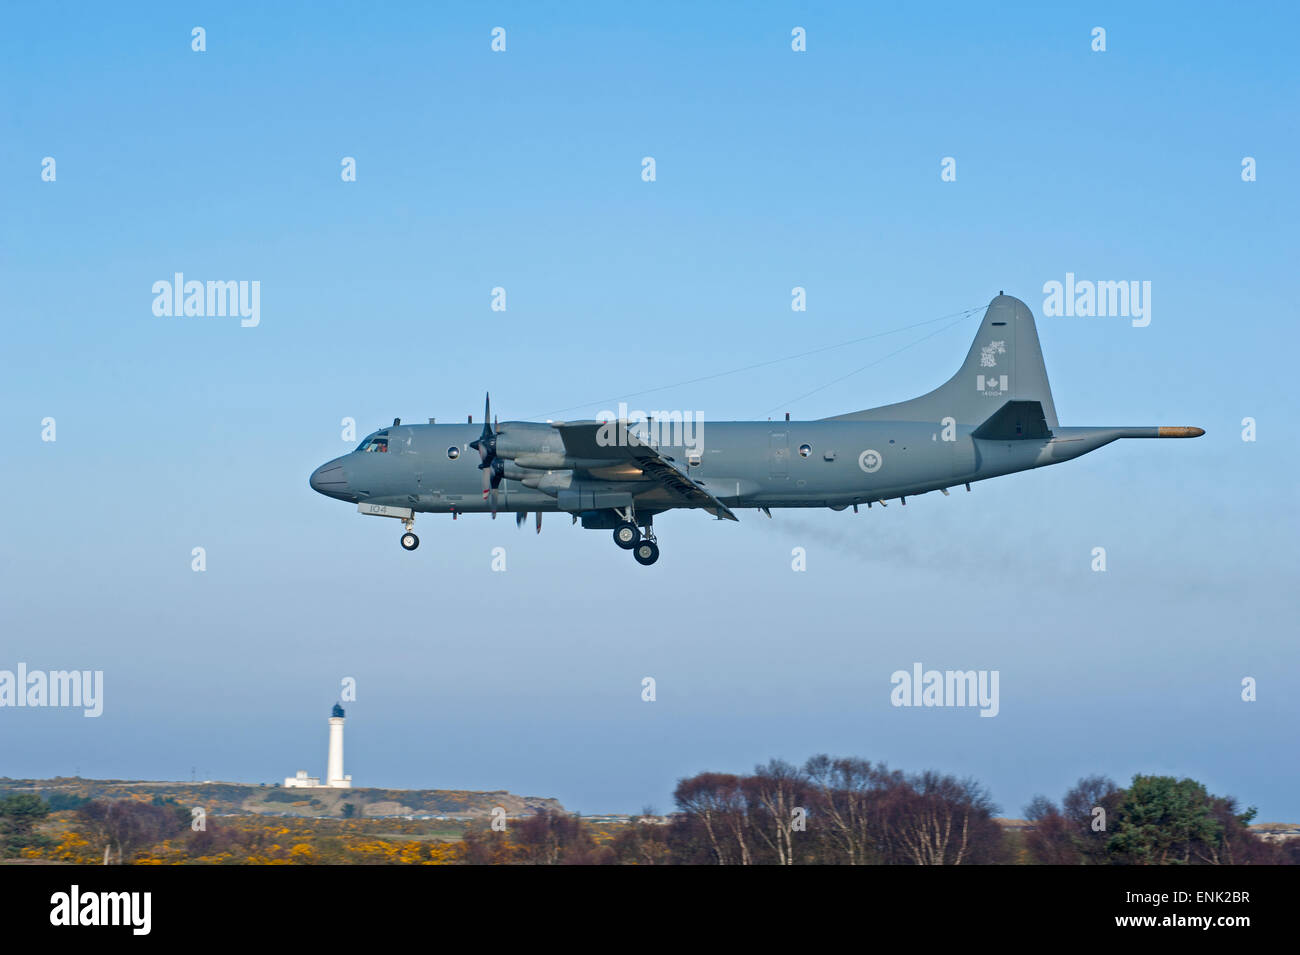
<box><xmin>462</xmin><ymin>755</ymin><xmax>1297</xmax><ymax>865</ymax></box>
<box><xmin>4</xmin><ymin>756</ymin><xmax>1296</xmax><ymax>864</ymax></box>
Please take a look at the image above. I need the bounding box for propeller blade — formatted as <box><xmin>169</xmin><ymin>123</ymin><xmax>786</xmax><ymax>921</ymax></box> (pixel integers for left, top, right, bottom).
<box><xmin>536</xmin><ymin>512</ymin><xmax>543</xmax><ymax>534</ymax></box>
<box><xmin>470</xmin><ymin>393</ymin><xmax>495</xmax><ymax>462</ymax></box>
<box><xmin>516</xmin><ymin>512</ymin><xmax>526</xmax><ymax>529</ymax></box>
<box><xmin>468</xmin><ymin>396</ymin><xmax>504</xmax><ymax>520</ymax></box>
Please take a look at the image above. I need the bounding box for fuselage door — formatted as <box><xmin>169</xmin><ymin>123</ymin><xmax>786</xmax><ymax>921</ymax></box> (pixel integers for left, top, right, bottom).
<box><xmin>769</xmin><ymin>431</ymin><xmax>789</xmax><ymax>479</ymax></box>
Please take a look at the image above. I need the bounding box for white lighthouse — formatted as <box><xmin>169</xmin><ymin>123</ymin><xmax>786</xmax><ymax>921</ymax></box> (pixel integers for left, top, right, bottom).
<box><xmin>326</xmin><ymin>702</ymin><xmax>351</xmax><ymax>788</ymax></box>
<box><xmin>284</xmin><ymin>702</ymin><xmax>352</xmax><ymax>789</ymax></box>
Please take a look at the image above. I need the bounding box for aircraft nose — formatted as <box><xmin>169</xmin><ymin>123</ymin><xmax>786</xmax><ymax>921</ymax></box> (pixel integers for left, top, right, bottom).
<box><xmin>309</xmin><ymin>461</ymin><xmax>350</xmax><ymax>497</ymax></box>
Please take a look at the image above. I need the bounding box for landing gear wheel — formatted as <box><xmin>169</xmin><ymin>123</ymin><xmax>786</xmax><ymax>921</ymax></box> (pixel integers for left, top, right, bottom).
<box><xmin>633</xmin><ymin>540</ymin><xmax>660</xmax><ymax>565</ymax></box>
<box><xmin>613</xmin><ymin>521</ymin><xmax>641</xmax><ymax>549</ymax></box>
<box><xmin>400</xmin><ymin>532</ymin><xmax>420</xmax><ymax>551</ymax></box>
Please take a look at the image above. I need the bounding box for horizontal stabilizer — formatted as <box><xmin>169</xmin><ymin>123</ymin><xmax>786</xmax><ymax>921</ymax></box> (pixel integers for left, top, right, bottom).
<box><xmin>972</xmin><ymin>400</ymin><xmax>1053</xmax><ymax>440</ymax></box>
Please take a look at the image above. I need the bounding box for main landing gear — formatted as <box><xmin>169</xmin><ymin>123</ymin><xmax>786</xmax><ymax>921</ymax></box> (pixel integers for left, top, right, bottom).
<box><xmin>400</xmin><ymin>517</ymin><xmax>419</xmax><ymax>551</ymax></box>
<box><xmin>633</xmin><ymin>538</ymin><xmax>660</xmax><ymax>566</ymax></box>
<box><xmin>612</xmin><ymin>506</ymin><xmax>659</xmax><ymax>565</ymax></box>
<box><xmin>613</xmin><ymin>521</ymin><xmax>641</xmax><ymax>549</ymax></box>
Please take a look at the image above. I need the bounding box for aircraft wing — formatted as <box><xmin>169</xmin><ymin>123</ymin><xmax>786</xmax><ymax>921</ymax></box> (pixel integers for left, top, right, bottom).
<box><xmin>553</xmin><ymin>421</ymin><xmax>739</xmax><ymax>521</ymax></box>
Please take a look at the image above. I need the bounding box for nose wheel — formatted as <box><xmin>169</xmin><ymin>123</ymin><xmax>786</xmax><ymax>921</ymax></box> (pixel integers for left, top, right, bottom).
<box><xmin>400</xmin><ymin>517</ymin><xmax>419</xmax><ymax>551</ymax></box>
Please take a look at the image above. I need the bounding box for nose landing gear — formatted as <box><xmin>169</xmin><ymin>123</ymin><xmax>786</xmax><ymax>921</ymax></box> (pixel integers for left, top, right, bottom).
<box><xmin>400</xmin><ymin>517</ymin><xmax>419</xmax><ymax>551</ymax></box>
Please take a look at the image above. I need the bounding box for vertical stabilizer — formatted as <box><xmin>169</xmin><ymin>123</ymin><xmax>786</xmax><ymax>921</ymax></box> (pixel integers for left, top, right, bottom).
<box><xmin>826</xmin><ymin>294</ymin><xmax>1059</xmax><ymax>427</ymax></box>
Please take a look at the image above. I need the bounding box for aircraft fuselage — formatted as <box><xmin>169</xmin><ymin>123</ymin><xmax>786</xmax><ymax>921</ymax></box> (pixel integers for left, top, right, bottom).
<box><xmin>310</xmin><ymin>419</ymin><xmax>1140</xmax><ymax>514</ymax></box>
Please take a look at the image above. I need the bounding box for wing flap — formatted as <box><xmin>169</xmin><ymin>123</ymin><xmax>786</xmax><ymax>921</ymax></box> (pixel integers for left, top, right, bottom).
<box><xmin>553</xmin><ymin>421</ymin><xmax>738</xmax><ymax>520</ymax></box>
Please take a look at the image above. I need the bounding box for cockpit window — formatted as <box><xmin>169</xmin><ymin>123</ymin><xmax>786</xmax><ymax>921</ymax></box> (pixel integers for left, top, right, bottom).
<box><xmin>356</xmin><ymin>430</ymin><xmax>390</xmax><ymax>453</ymax></box>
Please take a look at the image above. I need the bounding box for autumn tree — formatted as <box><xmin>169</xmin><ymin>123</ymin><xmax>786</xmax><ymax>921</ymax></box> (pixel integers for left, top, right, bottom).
<box><xmin>877</xmin><ymin>771</ymin><xmax>1002</xmax><ymax>865</ymax></box>
<box><xmin>673</xmin><ymin>772</ymin><xmax>753</xmax><ymax>865</ymax></box>
<box><xmin>1024</xmin><ymin>775</ymin><xmax>1123</xmax><ymax>865</ymax></box>
<box><xmin>512</xmin><ymin>809</ymin><xmax>612</xmax><ymax>865</ymax></box>
<box><xmin>76</xmin><ymin>798</ymin><xmax>188</xmax><ymax>864</ymax></box>
<box><xmin>1023</xmin><ymin>795</ymin><xmax>1078</xmax><ymax>864</ymax></box>
<box><xmin>1064</xmin><ymin>775</ymin><xmax>1124</xmax><ymax>863</ymax></box>
<box><xmin>804</xmin><ymin>755</ymin><xmax>902</xmax><ymax>865</ymax></box>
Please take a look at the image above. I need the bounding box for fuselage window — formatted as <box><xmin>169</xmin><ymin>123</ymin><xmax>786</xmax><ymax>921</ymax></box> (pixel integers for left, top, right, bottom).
<box><xmin>447</xmin><ymin>446</ymin><xmax>460</xmax><ymax>460</ymax></box>
<box><xmin>357</xmin><ymin>431</ymin><xmax>391</xmax><ymax>453</ymax></box>
<box><xmin>798</xmin><ymin>443</ymin><xmax>812</xmax><ymax>458</ymax></box>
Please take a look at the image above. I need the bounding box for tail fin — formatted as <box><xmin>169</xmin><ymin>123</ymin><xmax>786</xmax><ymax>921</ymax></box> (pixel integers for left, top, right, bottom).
<box><xmin>827</xmin><ymin>294</ymin><xmax>1059</xmax><ymax>428</ymax></box>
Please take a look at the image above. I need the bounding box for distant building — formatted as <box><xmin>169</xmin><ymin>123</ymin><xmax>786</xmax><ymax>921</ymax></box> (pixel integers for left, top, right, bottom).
<box><xmin>283</xmin><ymin>703</ymin><xmax>353</xmax><ymax>789</ymax></box>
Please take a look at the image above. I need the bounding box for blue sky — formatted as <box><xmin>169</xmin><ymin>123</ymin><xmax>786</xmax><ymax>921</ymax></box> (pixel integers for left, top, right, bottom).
<box><xmin>2</xmin><ymin>2</ymin><xmax>1297</xmax><ymax>819</ymax></box>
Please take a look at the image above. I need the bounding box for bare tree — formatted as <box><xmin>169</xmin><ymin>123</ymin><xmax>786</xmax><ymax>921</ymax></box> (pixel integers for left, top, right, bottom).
<box><xmin>1061</xmin><ymin>775</ymin><xmax>1118</xmax><ymax>863</ymax></box>
<box><xmin>879</xmin><ymin>772</ymin><xmax>1000</xmax><ymax>865</ymax></box>
<box><xmin>1023</xmin><ymin>795</ymin><xmax>1079</xmax><ymax>864</ymax></box>
<box><xmin>673</xmin><ymin>772</ymin><xmax>752</xmax><ymax>865</ymax></box>
<box><xmin>744</xmin><ymin>759</ymin><xmax>808</xmax><ymax>866</ymax></box>
<box><xmin>804</xmin><ymin>755</ymin><xmax>900</xmax><ymax>865</ymax></box>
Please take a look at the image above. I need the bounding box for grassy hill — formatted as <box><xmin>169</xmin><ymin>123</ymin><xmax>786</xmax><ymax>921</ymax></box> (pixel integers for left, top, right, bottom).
<box><xmin>0</xmin><ymin>776</ymin><xmax>563</xmax><ymax>819</ymax></box>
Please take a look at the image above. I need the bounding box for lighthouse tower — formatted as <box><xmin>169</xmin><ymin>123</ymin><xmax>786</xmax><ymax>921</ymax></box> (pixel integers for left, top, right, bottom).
<box><xmin>326</xmin><ymin>702</ymin><xmax>352</xmax><ymax>788</ymax></box>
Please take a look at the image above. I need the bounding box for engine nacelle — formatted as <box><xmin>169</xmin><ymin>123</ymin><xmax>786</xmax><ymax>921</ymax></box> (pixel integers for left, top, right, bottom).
<box><xmin>495</xmin><ymin>422</ymin><xmax>622</xmax><ymax>470</ymax></box>
<box><xmin>494</xmin><ymin>422</ymin><xmax>562</xmax><ymax>462</ymax></box>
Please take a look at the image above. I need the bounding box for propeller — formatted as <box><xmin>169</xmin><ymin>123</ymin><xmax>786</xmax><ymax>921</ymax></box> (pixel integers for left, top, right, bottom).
<box><xmin>469</xmin><ymin>393</ymin><xmax>505</xmax><ymax>517</ymax></box>
<box><xmin>516</xmin><ymin>512</ymin><xmax>526</xmax><ymax>529</ymax></box>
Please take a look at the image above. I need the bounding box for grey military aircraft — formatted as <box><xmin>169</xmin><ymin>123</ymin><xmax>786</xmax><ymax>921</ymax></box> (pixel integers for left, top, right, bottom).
<box><xmin>309</xmin><ymin>293</ymin><xmax>1202</xmax><ymax>565</ymax></box>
